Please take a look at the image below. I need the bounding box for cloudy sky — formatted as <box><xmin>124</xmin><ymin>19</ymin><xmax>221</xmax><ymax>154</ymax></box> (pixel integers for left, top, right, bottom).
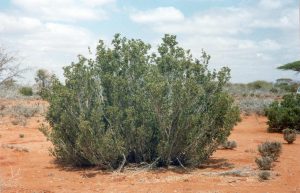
<box><xmin>0</xmin><ymin>0</ymin><xmax>299</xmax><ymax>83</ymax></box>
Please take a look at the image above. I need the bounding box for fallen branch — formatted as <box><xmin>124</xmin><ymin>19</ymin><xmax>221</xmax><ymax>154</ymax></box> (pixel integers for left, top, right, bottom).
<box><xmin>176</xmin><ymin>157</ymin><xmax>188</xmax><ymax>171</ymax></box>
<box><xmin>117</xmin><ymin>153</ymin><xmax>126</xmax><ymax>173</ymax></box>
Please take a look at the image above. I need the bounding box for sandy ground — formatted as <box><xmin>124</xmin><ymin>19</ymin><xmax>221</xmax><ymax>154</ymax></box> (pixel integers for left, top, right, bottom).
<box><xmin>0</xmin><ymin>99</ymin><xmax>300</xmax><ymax>193</ymax></box>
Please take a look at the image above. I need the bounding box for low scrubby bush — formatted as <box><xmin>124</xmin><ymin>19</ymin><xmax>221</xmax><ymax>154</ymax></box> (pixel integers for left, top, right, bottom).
<box><xmin>222</xmin><ymin>140</ymin><xmax>237</xmax><ymax>149</ymax></box>
<box><xmin>43</xmin><ymin>34</ymin><xmax>240</xmax><ymax>169</ymax></box>
<box><xmin>255</xmin><ymin>156</ymin><xmax>273</xmax><ymax>170</ymax></box>
<box><xmin>282</xmin><ymin>128</ymin><xmax>297</xmax><ymax>144</ymax></box>
<box><xmin>258</xmin><ymin>141</ymin><xmax>282</xmax><ymax>161</ymax></box>
<box><xmin>247</xmin><ymin>80</ymin><xmax>273</xmax><ymax>90</ymax></box>
<box><xmin>258</xmin><ymin>170</ymin><xmax>271</xmax><ymax>180</ymax></box>
<box><xmin>265</xmin><ymin>94</ymin><xmax>300</xmax><ymax>132</ymax></box>
<box><xmin>19</xmin><ymin>86</ymin><xmax>33</xmax><ymax>96</ymax></box>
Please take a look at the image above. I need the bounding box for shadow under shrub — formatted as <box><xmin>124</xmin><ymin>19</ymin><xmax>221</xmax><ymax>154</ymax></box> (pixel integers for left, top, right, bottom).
<box><xmin>44</xmin><ymin>34</ymin><xmax>240</xmax><ymax>169</ymax></box>
<box><xmin>265</xmin><ymin>94</ymin><xmax>300</xmax><ymax>132</ymax></box>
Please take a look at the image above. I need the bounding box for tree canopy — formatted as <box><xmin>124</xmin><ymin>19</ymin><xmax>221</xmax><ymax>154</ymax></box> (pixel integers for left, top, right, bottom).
<box><xmin>277</xmin><ymin>61</ymin><xmax>300</xmax><ymax>73</ymax></box>
<box><xmin>0</xmin><ymin>48</ymin><xmax>24</xmax><ymax>86</ymax></box>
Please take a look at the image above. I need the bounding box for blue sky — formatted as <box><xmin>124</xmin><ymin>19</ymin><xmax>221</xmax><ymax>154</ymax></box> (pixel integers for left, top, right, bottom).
<box><xmin>0</xmin><ymin>0</ymin><xmax>299</xmax><ymax>83</ymax></box>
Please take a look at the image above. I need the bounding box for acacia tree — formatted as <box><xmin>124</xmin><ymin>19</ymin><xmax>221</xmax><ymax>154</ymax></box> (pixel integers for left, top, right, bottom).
<box><xmin>44</xmin><ymin>34</ymin><xmax>240</xmax><ymax>168</ymax></box>
<box><xmin>0</xmin><ymin>48</ymin><xmax>23</xmax><ymax>86</ymax></box>
<box><xmin>277</xmin><ymin>61</ymin><xmax>300</xmax><ymax>73</ymax></box>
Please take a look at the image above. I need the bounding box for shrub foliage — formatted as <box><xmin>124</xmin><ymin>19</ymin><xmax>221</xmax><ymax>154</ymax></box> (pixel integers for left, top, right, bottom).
<box><xmin>265</xmin><ymin>94</ymin><xmax>300</xmax><ymax>132</ymax></box>
<box><xmin>255</xmin><ymin>156</ymin><xmax>273</xmax><ymax>170</ymax></box>
<box><xmin>44</xmin><ymin>34</ymin><xmax>240</xmax><ymax>168</ymax></box>
<box><xmin>19</xmin><ymin>86</ymin><xmax>33</xmax><ymax>96</ymax></box>
<box><xmin>258</xmin><ymin>141</ymin><xmax>282</xmax><ymax>161</ymax></box>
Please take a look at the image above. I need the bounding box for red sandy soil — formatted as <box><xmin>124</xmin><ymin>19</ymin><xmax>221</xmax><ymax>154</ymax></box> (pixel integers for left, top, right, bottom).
<box><xmin>0</xmin><ymin>99</ymin><xmax>300</xmax><ymax>193</ymax></box>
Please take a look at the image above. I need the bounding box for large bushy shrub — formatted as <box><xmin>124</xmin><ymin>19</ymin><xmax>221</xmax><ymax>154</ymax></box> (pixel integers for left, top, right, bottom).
<box><xmin>44</xmin><ymin>34</ymin><xmax>240</xmax><ymax>168</ymax></box>
<box><xmin>265</xmin><ymin>94</ymin><xmax>300</xmax><ymax>132</ymax></box>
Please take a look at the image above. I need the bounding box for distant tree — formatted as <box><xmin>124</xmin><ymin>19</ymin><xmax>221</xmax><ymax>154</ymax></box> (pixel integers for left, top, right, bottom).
<box><xmin>35</xmin><ymin>69</ymin><xmax>55</xmax><ymax>99</ymax></box>
<box><xmin>0</xmin><ymin>47</ymin><xmax>24</xmax><ymax>86</ymax></box>
<box><xmin>277</xmin><ymin>61</ymin><xmax>300</xmax><ymax>73</ymax></box>
<box><xmin>35</xmin><ymin>69</ymin><xmax>51</xmax><ymax>88</ymax></box>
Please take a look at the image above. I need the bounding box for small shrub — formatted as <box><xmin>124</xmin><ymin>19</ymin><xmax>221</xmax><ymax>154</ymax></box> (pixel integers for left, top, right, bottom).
<box><xmin>269</xmin><ymin>88</ymin><xmax>278</xmax><ymax>93</ymax></box>
<box><xmin>222</xmin><ymin>140</ymin><xmax>237</xmax><ymax>149</ymax></box>
<box><xmin>282</xmin><ymin>128</ymin><xmax>297</xmax><ymax>144</ymax></box>
<box><xmin>19</xmin><ymin>134</ymin><xmax>24</xmax><ymax>138</ymax></box>
<box><xmin>258</xmin><ymin>170</ymin><xmax>271</xmax><ymax>181</ymax></box>
<box><xmin>255</xmin><ymin>156</ymin><xmax>273</xmax><ymax>170</ymax></box>
<box><xmin>258</xmin><ymin>141</ymin><xmax>282</xmax><ymax>161</ymax></box>
<box><xmin>19</xmin><ymin>87</ymin><xmax>33</xmax><ymax>96</ymax></box>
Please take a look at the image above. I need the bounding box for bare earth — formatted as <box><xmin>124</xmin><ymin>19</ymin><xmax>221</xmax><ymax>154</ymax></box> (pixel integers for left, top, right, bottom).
<box><xmin>0</xmin><ymin>99</ymin><xmax>300</xmax><ymax>193</ymax></box>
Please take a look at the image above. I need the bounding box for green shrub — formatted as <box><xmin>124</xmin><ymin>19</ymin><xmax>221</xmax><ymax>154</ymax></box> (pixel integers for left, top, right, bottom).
<box><xmin>265</xmin><ymin>94</ymin><xmax>300</xmax><ymax>132</ymax></box>
<box><xmin>255</xmin><ymin>156</ymin><xmax>273</xmax><ymax>170</ymax></box>
<box><xmin>258</xmin><ymin>141</ymin><xmax>282</xmax><ymax>161</ymax></box>
<box><xmin>258</xmin><ymin>170</ymin><xmax>271</xmax><ymax>181</ymax></box>
<box><xmin>44</xmin><ymin>34</ymin><xmax>240</xmax><ymax>169</ymax></box>
<box><xmin>282</xmin><ymin>128</ymin><xmax>297</xmax><ymax>144</ymax></box>
<box><xmin>19</xmin><ymin>86</ymin><xmax>33</xmax><ymax>96</ymax></box>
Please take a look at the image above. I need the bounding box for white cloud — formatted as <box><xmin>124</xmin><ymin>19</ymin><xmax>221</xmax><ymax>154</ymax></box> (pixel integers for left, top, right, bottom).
<box><xmin>151</xmin><ymin>8</ymin><xmax>252</xmax><ymax>35</ymax></box>
<box><xmin>258</xmin><ymin>0</ymin><xmax>294</xmax><ymax>10</ymax></box>
<box><xmin>0</xmin><ymin>13</ymin><xmax>42</xmax><ymax>33</ymax></box>
<box><xmin>130</xmin><ymin>7</ymin><xmax>184</xmax><ymax>23</ymax></box>
<box><xmin>0</xmin><ymin>11</ymin><xmax>99</xmax><ymax>83</ymax></box>
<box><xmin>11</xmin><ymin>0</ymin><xmax>114</xmax><ymax>21</ymax></box>
<box><xmin>80</xmin><ymin>0</ymin><xmax>115</xmax><ymax>7</ymax></box>
<box><xmin>134</xmin><ymin>2</ymin><xmax>298</xmax><ymax>82</ymax></box>
<box><xmin>259</xmin><ymin>0</ymin><xmax>283</xmax><ymax>9</ymax></box>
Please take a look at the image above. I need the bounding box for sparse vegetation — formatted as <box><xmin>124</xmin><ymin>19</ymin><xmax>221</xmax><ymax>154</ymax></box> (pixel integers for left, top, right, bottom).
<box><xmin>236</xmin><ymin>97</ymin><xmax>273</xmax><ymax>116</ymax></box>
<box><xmin>265</xmin><ymin>94</ymin><xmax>300</xmax><ymax>132</ymax></box>
<box><xmin>43</xmin><ymin>34</ymin><xmax>240</xmax><ymax>168</ymax></box>
<box><xmin>11</xmin><ymin>116</ymin><xmax>27</xmax><ymax>126</ymax></box>
<box><xmin>1</xmin><ymin>103</ymin><xmax>45</xmax><ymax>126</ymax></box>
<box><xmin>19</xmin><ymin>134</ymin><xmax>24</xmax><ymax>138</ymax></box>
<box><xmin>282</xmin><ymin>129</ymin><xmax>297</xmax><ymax>144</ymax></box>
